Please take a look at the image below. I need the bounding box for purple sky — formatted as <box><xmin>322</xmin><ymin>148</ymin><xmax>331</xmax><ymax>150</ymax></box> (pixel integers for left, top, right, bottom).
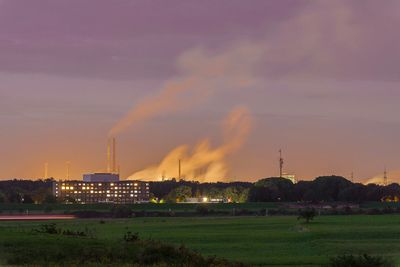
<box><xmin>1</xmin><ymin>0</ymin><xmax>400</xmax><ymax>183</ymax></box>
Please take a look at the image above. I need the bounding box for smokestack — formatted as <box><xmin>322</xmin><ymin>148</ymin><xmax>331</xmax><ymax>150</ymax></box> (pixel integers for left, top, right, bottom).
<box><xmin>66</xmin><ymin>161</ymin><xmax>70</xmax><ymax>180</ymax></box>
<box><xmin>112</xmin><ymin>137</ymin><xmax>116</xmax><ymax>173</ymax></box>
<box><xmin>107</xmin><ymin>140</ymin><xmax>111</xmax><ymax>173</ymax></box>
<box><xmin>279</xmin><ymin>149</ymin><xmax>283</xmax><ymax>178</ymax></box>
<box><xmin>178</xmin><ymin>159</ymin><xmax>181</xmax><ymax>180</ymax></box>
<box><xmin>44</xmin><ymin>162</ymin><xmax>49</xmax><ymax>179</ymax></box>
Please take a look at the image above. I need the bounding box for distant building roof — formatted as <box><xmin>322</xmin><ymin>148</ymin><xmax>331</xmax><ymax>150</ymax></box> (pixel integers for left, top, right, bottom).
<box><xmin>83</xmin><ymin>173</ymin><xmax>119</xmax><ymax>182</ymax></box>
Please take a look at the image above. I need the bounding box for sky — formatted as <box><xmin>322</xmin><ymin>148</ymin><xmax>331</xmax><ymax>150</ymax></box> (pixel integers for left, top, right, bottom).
<box><xmin>1</xmin><ymin>0</ymin><xmax>400</xmax><ymax>183</ymax></box>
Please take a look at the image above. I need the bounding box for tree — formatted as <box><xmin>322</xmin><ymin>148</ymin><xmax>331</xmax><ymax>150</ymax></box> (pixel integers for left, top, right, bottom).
<box><xmin>239</xmin><ymin>188</ymin><xmax>249</xmax><ymax>203</ymax></box>
<box><xmin>297</xmin><ymin>208</ymin><xmax>316</xmax><ymax>223</ymax></box>
<box><xmin>223</xmin><ymin>187</ymin><xmax>239</xmax><ymax>202</ymax></box>
<box><xmin>311</xmin><ymin>176</ymin><xmax>353</xmax><ymax>201</ymax></box>
<box><xmin>7</xmin><ymin>192</ymin><xmax>23</xmax><ymax>203</ymax></box>
<box><xmin>22</xmin><ymin>194</ymin><xmax>34</xmax><ymax>204</ymax></box>
<box><xmin>205</xmin><ymin>187</ymin><xmax>223</xmax><ymax>199</ymax></box>
<box><xmin>166</xmin><ymin>186</ymin><xmax>192</xmax><ymax>203</ymax></box>
<box><xmin>249</xmin><ymin>177</ymin><xmax>294</xmax><ymax>202</ymax></box>
<box><xmin>338</xmin><ymin>184</ymin><xmax>367</xmax><ymax>202</ymax></box>
<box><xmin>222</xmin><ymin>186</ymin><xmax>249</xmax><ymax>203</ymax></box>
<box><xmin>43</xmin><ymin>194</ymin><xmax>58</xmax><ymax>204</ymax></box>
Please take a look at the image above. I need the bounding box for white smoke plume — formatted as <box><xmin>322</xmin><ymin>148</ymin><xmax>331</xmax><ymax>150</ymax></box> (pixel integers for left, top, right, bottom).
<box><xmin>109</xmin><ymin>42</ymin><xmax>264</xmax><ymax>136</ymax></box>
<box><xmin>365</xmin><ymin>170</ymin><xmax>400</xmax><ymax>185</ymax></box>
<box><xmin>109</xmin><ymin>1</ymin><xmax>375</xmax><ymax>137</ymax></box>
<box><xmin>127</xmin><ymin>106</ymin><xmax>252</xmax><ymax>182</ymax></box>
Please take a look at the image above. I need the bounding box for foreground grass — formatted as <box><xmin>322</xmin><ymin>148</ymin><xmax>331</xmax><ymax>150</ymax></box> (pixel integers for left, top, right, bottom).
<box><xmin>1</xmin><ymin>215</ymin><xmax>400</xmax><ymax>266</ymax></box>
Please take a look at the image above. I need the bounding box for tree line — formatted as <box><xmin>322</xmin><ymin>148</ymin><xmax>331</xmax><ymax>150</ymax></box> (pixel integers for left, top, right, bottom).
<box><xmin>0</xmin><ymin>176</ymin><xmax>398</xmax><ymax>203</ymax></box>
<box><xmin>248</xmin><ymin>176</ymin><xmax>399</xmax><ymax>202</ymax></box>
<box><xmin>0</xmin><ymin>179</ymin><xmax>56</xmax><ymax>204</ymax></box>
<box><xmin>152</xmin><ymin>176</ymin><xmax>400</xmax><ymax>203</ymax></box>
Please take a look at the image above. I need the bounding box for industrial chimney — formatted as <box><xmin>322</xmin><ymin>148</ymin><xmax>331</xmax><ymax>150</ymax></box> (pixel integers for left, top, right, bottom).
<box><xmin>107</xmin><ymin>140</ymin><xmax>111</xmax><ymax>173</ymax></box>
<box><xmin>112</xmin><ymin>137</ymin><xmax>116</xmax><ymax>173</ymax></box>
<box><xmin>105</xmin><ymin>137</ymin><xmax>118</xmax><ymax>174</ymax></box>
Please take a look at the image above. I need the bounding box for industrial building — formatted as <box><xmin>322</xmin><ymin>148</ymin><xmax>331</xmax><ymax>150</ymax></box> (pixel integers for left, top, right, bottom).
<box><xmin>53</xmin><ymin>177</ymin><xmax>150</xmax><ymax>204</ymax></box>
<box><xmin>83</xmin><ymin>173</ymin><xmax>119</xmax><ymax>182</ymax></box>
<box><xmin>52</xmin><ymin>138</ymin><xmax>150</xmax><ymax>204</ymax></box>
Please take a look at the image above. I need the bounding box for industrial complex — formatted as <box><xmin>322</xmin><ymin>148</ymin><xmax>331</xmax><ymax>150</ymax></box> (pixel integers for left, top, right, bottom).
<box><xmin>53</xmin><ymin>138</ymin><xmax>150</xmax><ymax>204</ymax></box>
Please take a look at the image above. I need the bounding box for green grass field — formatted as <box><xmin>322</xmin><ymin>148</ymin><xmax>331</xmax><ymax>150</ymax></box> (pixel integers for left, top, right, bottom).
<box><xmin>1</xmin><ymin>215</ymin><xmax>400</xmax><ymax>266</ymax></box>
<box><xmin>0</xmin><ymin>202</ymin><xmax>279</xmax><ymax>214</ymax></box>
<box><xmin>1</xmin><ymin>201</ymin><xmax>398</xmax><ymax>215</ymax></box>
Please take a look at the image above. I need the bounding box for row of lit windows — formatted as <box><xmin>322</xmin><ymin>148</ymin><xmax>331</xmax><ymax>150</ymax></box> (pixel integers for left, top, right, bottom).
<box><xmin>63</xmin><ymin>194</ymin><xmax>144</xmax><ymax>199</ymax></box>
<box><xmin>55</xmin><ymin>190</ymin><xmax>149</xmax><ymax>196</ymax></box>
<box><xmin>72</xmin><ymin>199</ymin><xmax>139</xmax><ymax>203</ymax></box>
<box><xmin>60</xmin><ymin>192</ymin><xmax>142</xmax><ymax>195</ymax></box>
<box><xmin>61</xmin><ymin>191</ymin><xmax>141</xmax><ymax>196</ymax></box>
<box><xmin>60</xmin><ymin>182</ymin><xmax>148</xmax><ymax>187</ymax></box>
<box><xmin>59</xmin><ymin>186</ymin><xmax>144</xmax><ymax>192</ymax></box>
<box><xmin>59</xmin><ymin>185</ymin><xmax>147</xmax><ymax>190</ymax></box>
<box><xmin>56</xmin><ymin>191</ymin><xmax>148</xmax><ymax>195</ymax></box>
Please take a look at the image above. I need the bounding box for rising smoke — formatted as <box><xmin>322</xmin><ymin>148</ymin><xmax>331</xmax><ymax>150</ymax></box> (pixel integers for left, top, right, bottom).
<box><xmin>108</xmin><ymin>40</ymin><xmax>263</xmax><ymax>181</ymax></box>
<box><xmin>365</xmin><ymin>170</ymin><xmax>400</xmax><ymax>185</ymax></box>
<box><xmin>127</xmin><ymin>106</ymin><xmax>252</xmax><ymax>182</ymax></box>
<box><xmin>110</xmin><ymin>1</ymin><xmax>373</xmax><ymax>181</ymax></box>
<box><xmin>108</xmin><ymin>42</ymin><xmax>264</xmax><ymax>137</ymax></box>
<box><xmin>108</xmin><ymin>1</ymin><xmax>365</xmax><ymax>138</ymax></box>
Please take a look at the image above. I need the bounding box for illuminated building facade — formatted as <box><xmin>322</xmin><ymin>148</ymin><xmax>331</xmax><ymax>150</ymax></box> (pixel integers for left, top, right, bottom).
<box><xmin>53</xmin><ymin>176</ymin><xmax>150</xmax><ymax>204</ymax></box>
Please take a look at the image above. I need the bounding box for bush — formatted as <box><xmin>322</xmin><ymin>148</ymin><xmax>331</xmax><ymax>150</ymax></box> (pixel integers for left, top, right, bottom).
<box><xmin>8</xmin><ymin>229</ymin><xmax>247</xmax><ymax>267</ymax></box>
<box><xmin>124</xmin><ymin>231</ymin><xmax>139</xmax><ymax>242</ymax></box>
<box><xmin>34</xmin><ymin>223</ymin><xmax>59</xmax><ymax>235</ymax></box>
<box><xmin>298</xmin><ymin>208</ymin><xmax>317</xmax><ymax>223</ymax></box>
<box><xmin>326</xmin><ymin>254</ymin><xmax>394</xmax><ymax>267</ymax></box>
<box><xmin>34</xmin><ymin>223</ymin><xmax>96</xmax><ymax>238</ymax></box>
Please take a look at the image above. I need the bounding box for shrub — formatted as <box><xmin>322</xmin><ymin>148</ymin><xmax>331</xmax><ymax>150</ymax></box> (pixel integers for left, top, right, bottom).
<box><xmin>326</xmin><ymin>254</ymin><xmax>394</xmax><ymax>267</ymax></box>
<box><xmin>124</xmin><ymin>231</ymin><xmax>139</xmax><ymax>242</ymax></box>
<box><xmin>34</xmin><ymin>223</ymin><xmax>96</xmax><ymax>238</ymax></box>
<box><xmin>298</xmin><ymin>208</ymin><xmax>317</xmax><ymax>223</ymax></box>
<box><xmin>34</xmin><ymin>223</ymin><xmax>59</xmax><ymax>234</ymax></box>
<box><xmin>62</xmin><ymin>229</ymin><xmax>87</xmax><ymax>237</ymax></box>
